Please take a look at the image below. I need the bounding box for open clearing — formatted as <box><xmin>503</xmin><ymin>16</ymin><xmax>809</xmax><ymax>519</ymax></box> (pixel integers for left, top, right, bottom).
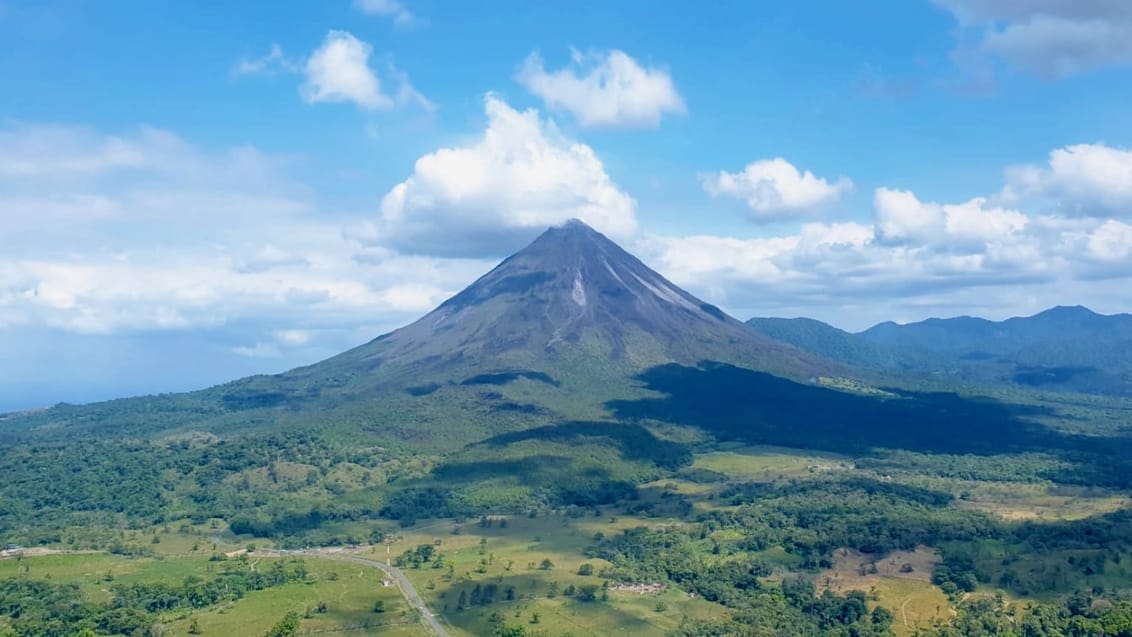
<box><xmin>0</xmin><ymin>551</ymin><xmax>429</xmax><ymax>636</ymax></box>
<box><xmin>691</xmin><ymin>444</ymin><xmax>851</xmax><ymax>481</ymax></box>
<box><xmin>819</xmin><ymin>547</ymin><xmax>949</xmax><ymax>637</ymax></box>
<box><xmin>953</xmin><ymin>482</ymin><xmax>1132</xmax><ymax>521</ymax></box>
<box><xmin>382</xmin><ymin>514</ymin><xmax>727</xmax><ymax>637</ymax></box>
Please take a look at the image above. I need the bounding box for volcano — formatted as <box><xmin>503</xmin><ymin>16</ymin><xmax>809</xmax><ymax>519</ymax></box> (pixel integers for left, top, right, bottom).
<box><xmin>3</xmin><ymin>220</ymin><xmax>845</xmax><ymax>448</ymax></box>
<box><xmin>306</xmin><ymin>219</ymin><xmax>826</xmax><ymax>383</ymax></box>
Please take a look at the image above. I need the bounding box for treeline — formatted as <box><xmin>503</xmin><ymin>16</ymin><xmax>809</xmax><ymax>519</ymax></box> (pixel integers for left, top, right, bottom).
<box><xmin>0</xmin><ymin>431</ymin><xmax>399</xmax><ymax>543</ymax></box>
<box><xmin>588</xmin><ymin>524</ymin><xmax>893</xmax><ymax>636</ymax></box>
<box><xmin>917</xmin><ymin>594</ymin><xmax>1132</xmax><ymax>637</ymax></box>
<box><xmin>0</xmin><ymin>559</ymin><xmax>308</xmax><ymax>636</ymax></box>
<box><xmin>587</xmin><ymin>519</ymin><xmax>1132</xmax><ymax>636</ymax></box>
<box><xmin>707</xmin><ymin>478</ymin><xmax>998</xmax><ymax>565</ymax></box>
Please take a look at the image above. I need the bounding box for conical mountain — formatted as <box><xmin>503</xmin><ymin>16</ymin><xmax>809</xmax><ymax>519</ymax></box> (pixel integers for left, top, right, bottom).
<box><xmin>292</xmin><ymin>219</ymin><xmax>828</xmax><ymax>388</ymax></box>
<box><xmin>3</xmin><ymin>220</ymin><xmax>845</xmax><ymax>448</ymax></box>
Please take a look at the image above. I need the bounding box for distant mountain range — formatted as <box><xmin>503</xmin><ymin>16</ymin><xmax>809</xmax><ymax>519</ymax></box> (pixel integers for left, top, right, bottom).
<box><xmin>747</xmin><ymin>306</ymin><xmax>1132</xmax><ymax>396</ymax></box>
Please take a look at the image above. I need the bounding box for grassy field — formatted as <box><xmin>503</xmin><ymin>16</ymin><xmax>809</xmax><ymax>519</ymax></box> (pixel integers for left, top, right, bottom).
<box><xmin>166</xmin><ymin>558</ymin><xmax>423</xmax><ymax>637</ymax></box>
<box><xmin>691</xmin><ymin>444</ymin><xmax>851</xmax><ymax>481</ymax></box>
<box><xmin>819</xmin><ymin>547</ymin><xmax>949</xmax><ymax>637</ymax></box>
<box><xmin>0</xmin><ymin>550</ymin><xmax>428</xmax><ymax>636</ymax></box>
<box><xmin>953</xmin><ymin>482</ymin><xmax>1131</xmax><ymax>521</ymax></box>
<box><xmin>379</xmin><ymin>514</ymin><xmax>724</xmax><ymax>637</ymax></box>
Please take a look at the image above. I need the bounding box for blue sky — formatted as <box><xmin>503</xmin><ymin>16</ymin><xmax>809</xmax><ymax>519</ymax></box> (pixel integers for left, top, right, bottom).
<box><xmin>2</xmin><ymin>0</ymin><xmax>1132</xmax><ymax>409</ymax></box>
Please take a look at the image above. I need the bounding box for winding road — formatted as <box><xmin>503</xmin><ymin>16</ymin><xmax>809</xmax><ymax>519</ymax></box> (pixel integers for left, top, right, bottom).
<box><xmin>272</xmin><ymin>548</ymin><xmax>451</xmax><ymax>637</ymax></box>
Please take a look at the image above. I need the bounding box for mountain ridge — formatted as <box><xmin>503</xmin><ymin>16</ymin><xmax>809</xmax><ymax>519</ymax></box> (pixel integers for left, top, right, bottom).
<box><xmin>748</xmin><ymin>305</ymin><xmax>1132</xmax><ymax>396</ymax></box>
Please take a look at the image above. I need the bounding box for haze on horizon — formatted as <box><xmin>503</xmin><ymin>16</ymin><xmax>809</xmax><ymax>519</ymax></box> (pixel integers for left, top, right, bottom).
<box><xmin>2</xmin><ymin>0</ymin><xmax>1132</xmax><ymax>409</ymax></box>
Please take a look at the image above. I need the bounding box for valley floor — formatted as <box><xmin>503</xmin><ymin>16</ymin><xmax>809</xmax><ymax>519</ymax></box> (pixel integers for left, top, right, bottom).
<box><xmin>6</xmin><ymin>442</ymin><xmax>1132</xmax><ymax>637</ymax></box>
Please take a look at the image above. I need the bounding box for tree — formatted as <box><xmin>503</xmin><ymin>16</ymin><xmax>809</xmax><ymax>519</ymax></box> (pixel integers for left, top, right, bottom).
<box><xmin>577</xmin><ymin>563</ymin><xmax>594</xmax><ymax>576</ymax></box>
<box><xmin>263</xmin><ymin>611</ymin><xmax>301</xmax><ymax>637</ymax></box>
<box><xmin>539</xmin><ymin>558</ymin><xmax>554</xmax><ymax>570</ymax></box>
<box><xmin>373</xmin><ymin>599</ymin><xmax>385</xmax><ymax>613</ymax></box>
<box><xmin>188</xmin><ymin>616</ymin><xmax>202</xmax><ymax>634</ymax></box>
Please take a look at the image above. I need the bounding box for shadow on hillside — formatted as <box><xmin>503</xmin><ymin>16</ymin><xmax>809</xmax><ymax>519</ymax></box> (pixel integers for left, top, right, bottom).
<box><xmin>607</xmin><ymin>361</ymin><xmax>1070</xmax><ymax>457</ymax></box>
<box><xmin>480</xmin><ymin>422</ymin><xmax>691</xmax><ymax>470</ymax></box>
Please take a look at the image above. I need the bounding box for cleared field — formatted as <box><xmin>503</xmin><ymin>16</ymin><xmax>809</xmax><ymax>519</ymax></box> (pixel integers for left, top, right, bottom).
<box><xmin>385</xmin><ymin>514</ymin><xmax>727</xmax><ymax>637</ymax></box>
<box><xmin>0</xmin><ymin>552</ymin><xmax>429</xmax><ymax>636</ymax></box>
<box><xmin>953</xmin><ymin>482</ymin><xmax>1132</xmax><ymax>521</ymax></box>
<box><xmin>692</xmin><ymin>444</ymin><xmax>851</xmax><ymax>481</ymax></box>
<box><xmin>820</xmin><ymin>547</ymin><xmax>949</xmax><ymax>637</ymax></box>
<box><xmin>165</xmin><ymin>559</ymin><xmax>424</xmax><ymax>636</ymax></box>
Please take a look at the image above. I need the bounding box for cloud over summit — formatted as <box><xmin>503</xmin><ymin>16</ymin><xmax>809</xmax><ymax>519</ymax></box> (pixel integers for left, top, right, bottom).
<box><xmin>371</xmin><ymin>95</ymin><xmax>638</xmax><ymax>257</ymax></box>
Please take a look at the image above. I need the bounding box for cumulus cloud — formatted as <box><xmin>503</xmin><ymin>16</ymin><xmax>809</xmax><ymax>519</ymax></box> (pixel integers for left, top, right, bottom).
<box><xmin>354</xmin><ymin>0</ymin><xmax>415</xmax><ymax>26</ymax></box>
<box><xmin>301</xmin><ymin>31</ymin><xmax>394</xmax><ymax>110</ymax></box>
<box><xmin>875</xmin><ymin>189</ymin><xmax>1027</xmax><ymax>246</ymax></box>
<box><xmin>371</xmin><ymin>95</ymin><xmax>638</xmax><ymax>257</ymax></box>
<box><xmin>642</xmin><ymin>141</ymin><xmax>1132</xmax><ymax>329</ymax></box>
<box><xmin>701</xmin><ymin>158</ymin><xmax>853</xmax><ymax>221</ymax></box>
<box><xmin>934</xmin><ymin>0</ymin><xmax>1132</xmax><ymax>78</ymax></box>
<box><xmin>1085</xmin><ymin>219</ymin><xmax>1132</xmax><ymax>263</ymax></box>
<box><xmin>516</xmin><ymin>49</ymin><xmax>685</xmax><ymax>128</ymax></box>
<box><xmin>236</xmin><ymin>32</ymin><xmax>429</xmax><ymax>112</ymax></box>
<box><xmin>1002</xmin><ymin>143</ymin><xmax>1132</xmax><ymax>216</ymax></box>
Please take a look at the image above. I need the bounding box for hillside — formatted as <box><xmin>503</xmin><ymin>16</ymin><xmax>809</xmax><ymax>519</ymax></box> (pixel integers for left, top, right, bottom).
<box><xmin>747</xmin><ymin>306</ymin><xmax>1132</xmax><ymax>396</ymax></box>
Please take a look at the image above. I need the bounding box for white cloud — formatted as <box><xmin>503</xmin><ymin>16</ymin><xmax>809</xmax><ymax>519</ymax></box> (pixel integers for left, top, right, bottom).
<box><xmin>0</xmin><ymin>124</ymin><xmax>146</xmax><ymax>176</ymax></box>
<box><xmin>874</xmin><ymin>188</ymin><xmax>944</xmax><ymax>242</ymax></box>
<box><xmin>301</xmin><ymin>31</ymin><xmax>392</xmax><ymax>110</ymax></box>
<box><xmin>354</xmin><ymin>0</ymin><xmax>414</xmax><ymax>26</ymax></box>
<box><xmin>701</xmin><ymin>158</ymin><xmax>853</xmax><ymax>221</ymax></box>
<box><xmin>1003</xmin><ymin>143</ymin><xmax>1132</xmax><ymax>216</ymax></box>
<box><xmin>233</xmin><ymin>33</ymin><xmax>430</xmax><ymax>113</ymax></box>
<box><xmin>934</xmin><ymin>0</ymin><xmax>1132</xmax><ymax>77</ymax></box>
<box><xmin>943</xmin><ymin>197</ymin><xmax>1029</xmax><ymax>243</ymax></box>
<box><xmin>876</xmin><ymin>188</ymin><xmax>1028</xmax><ymax>245</ymax></box>
<box><xmin>233</xmin><ymin>44</ymin><xmax>299</xmax><ymax>76</ymax></box>
<box><xmin>641</xmin><ymin>141</ymin><xmax>1132</xmax><ymax>329</ymax></box>
<box><xmin>273</xmin><ymin>329</ymin><xmax>311</xmax><ymax>346</ymax></box>
<box><xmin>231</xmin><ymin>342</ymin><xmax>282</xmax><ymax>359</ymax></box>
<box><xmin>372</xmin><ymin>95</ymin><xmax>638</xmax><ymax>257</ymax></box>
<box><xmin>935</xmin><ymin>0</ymin><xmax>1132</xmax><ymax>26</ymax></box>
<box><xmin>385</xmin><ymin>61</ymin><xmax>437</xmax><ymax>112</ymax></box>
<box><xmin>0</xmin><ymin>122</ymin><xmax>483</xmax><ymax>340</ymax></box>
<box><xmin>516</xmin><ymin>49</ymin><xmax>685</xmax><ymax>129</ymax></box>
<box><xmin>1086</xmin><ymin>219</ymin><xmax>1132</xmax><ymax>262</ymax></box>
